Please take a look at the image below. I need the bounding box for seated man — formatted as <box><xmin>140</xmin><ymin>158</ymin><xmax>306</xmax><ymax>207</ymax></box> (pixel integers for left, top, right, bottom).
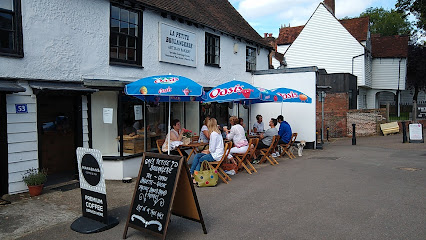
<box><xmin>277</xmin><ymin>115</ymin><xmax>292</xmax><ymax>144</ymax></box>
<box><xmin>252</xmin><ymin>114</ymin><xmax>264</xmax><ymax>133</ymax></box>
<box><xmin>257</xmin><ymin>118</ymin><xmax>278</xmax><ymax>149</ymax></box>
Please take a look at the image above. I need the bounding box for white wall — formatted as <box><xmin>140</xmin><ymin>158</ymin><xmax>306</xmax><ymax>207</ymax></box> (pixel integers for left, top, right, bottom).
<box><xmin>82</xmin><ymin>96</ymin><xmax>89</xmax><ymax>148</ymax></box>
<box><xmin>91</xmin><ymin>91</ymin><xmax>118</xmax><ymax>155</ymax></box>
<box><xmin>252</xmin><ymin>70</ymin><xmax>317</xmax><ymax>143</ymax></box>
<box><xmin>284</xmin><ymin>4</ymin><xmax>366</xmax><ymax>87</ymax></box>
<box><xmin>0</xmin><ymin>0</ymin><xmax>269</xmax><ymax>87</ymax></box>
<box><xmin>372</xmin><ymin>58</ymin><xmax>407</xmax><ymax>90</ymax></box>
<box><xmin>7</xmin><ymin>82</ymin><xmax>38</xmax><ymax>194</ymax></box>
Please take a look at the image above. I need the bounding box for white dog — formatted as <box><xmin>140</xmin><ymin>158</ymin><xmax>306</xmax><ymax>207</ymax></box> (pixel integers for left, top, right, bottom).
<box><xmin>296</xmin><ymin>141</ymin><xmax>306</xmax><ymax>157</ymax></box>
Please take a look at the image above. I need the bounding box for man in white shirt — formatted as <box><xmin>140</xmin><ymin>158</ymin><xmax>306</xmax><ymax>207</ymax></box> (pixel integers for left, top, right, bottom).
<box><xmin>252</xmin><ymin>115</ymin><xmax>264</xmax><ymax>133</ymax></box>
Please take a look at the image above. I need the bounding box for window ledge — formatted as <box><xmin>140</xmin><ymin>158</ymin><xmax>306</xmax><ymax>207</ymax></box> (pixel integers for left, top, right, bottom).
<box><xmin>110</xmin><ymin>61</ymin><xmax>144</xmax><ymax>69</ymax></box>
<box><xmin>0</xmin><ymin>51</ymin><xmax>24</xmax><ymax>58</ymax></box>
<box><xmin>205</xmin><ymin>63</ymin><xmax>221</xmax><ymax>68</ymax></box>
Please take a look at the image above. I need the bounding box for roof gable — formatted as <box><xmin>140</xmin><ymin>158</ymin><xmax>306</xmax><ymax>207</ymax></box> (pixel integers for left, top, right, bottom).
<box><xmin>371</xmin><ymin>34</ymin><xmax>408</xmax><ymax>58</ymax></box>
<box><xmin>277</xmin><ymin>11</ymin><xmax>369</xmax><ymax>45</ymax></box>
<box><xmin>135</xmin><ymin>0</ymin><xmax>270</xmax><ymax>48</ymax></box>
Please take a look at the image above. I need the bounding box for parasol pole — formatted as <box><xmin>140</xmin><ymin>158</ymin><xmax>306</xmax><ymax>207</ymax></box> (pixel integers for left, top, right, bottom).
<box><xmin>168</xmin><ymin>96</ymin><xmax>171</xmax><ymax>155</ymax></box>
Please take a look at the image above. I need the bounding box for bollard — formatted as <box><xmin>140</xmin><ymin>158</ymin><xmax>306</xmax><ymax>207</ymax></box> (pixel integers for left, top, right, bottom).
<box><xmin>352</xmin><ymin>124</ymin><xmax>356</xmax><ymax>145</ymax></box>
<box><xmin>401</xmin><ymin>121</ymin><xmax>407</xmax><ymax>143</ymax></box>
<box><xmin>320</xmin><ymin>128</ymin><xmax>323</xmax><ymax>143</ymax></box>
<box><xmin>326</xmin><ymin>127</ymin><xmax>329</xmax><ymax>141</ymax></box>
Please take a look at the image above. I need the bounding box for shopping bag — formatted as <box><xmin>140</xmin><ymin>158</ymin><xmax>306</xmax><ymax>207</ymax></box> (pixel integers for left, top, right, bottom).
<box><xmin>194</xmin><ymin>160</ymin><xmax>218</xmax><ymax>187</ymax></box>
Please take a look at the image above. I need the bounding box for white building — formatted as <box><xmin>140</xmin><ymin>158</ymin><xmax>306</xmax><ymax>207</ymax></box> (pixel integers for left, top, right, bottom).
<box><xmin>0</xmin><ymin>0</ymin><xmax>271</xmax><ymax>194</ymax></box>
<box><xmin>275</xmin><ymin>1</ymin><xmax>408</xmax><ymax>110</ymax></box>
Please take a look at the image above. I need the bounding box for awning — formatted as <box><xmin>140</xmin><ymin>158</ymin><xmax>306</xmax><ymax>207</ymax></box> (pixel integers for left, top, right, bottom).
<box><xmin>29</xmin><ymin>81</ymin><xmax>97</xmax><ymax>94</ymax></box>
<box><xmin>0</xmin><ymin>80</ymin><xmax>26</xmax><ymax>93</ymax></box>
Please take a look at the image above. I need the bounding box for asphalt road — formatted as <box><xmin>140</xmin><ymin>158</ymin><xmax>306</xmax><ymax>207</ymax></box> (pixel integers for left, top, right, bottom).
<box><xmin>1</xmin><ymin>134</ymin><xmax>425</xmax><ymax>240</ymax></box>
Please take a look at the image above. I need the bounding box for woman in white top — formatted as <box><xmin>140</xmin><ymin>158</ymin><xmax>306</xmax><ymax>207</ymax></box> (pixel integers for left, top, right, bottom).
<box><xmin>190</xmin><ymin>118</ymin><xmax>224</xmax><ymax>176</ymax></box>
<box><xmin>225</xmin><ymin>116</ymin><xmax>249</xmax><ymax>155</ymax></box>
<box><xmin>162</xmin><ymin>119</ymin><xmax>187</xmax><ymax>156</ymax></box>
<box><xmin>198</xmin><ymin>117</ymin><xmax>210</xmax><ymax>143</ymax></box>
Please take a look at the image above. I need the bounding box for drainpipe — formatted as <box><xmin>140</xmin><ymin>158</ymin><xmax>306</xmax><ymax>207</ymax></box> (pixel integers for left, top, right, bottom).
<box><xmin>397</xmin><ymin>58</ymin><xmax>402</xmax><ymax>117</ymax></box>
<box><xmin>352</xmin><ymin>53</ymin><xmax>365</xmax><ymax>108</ymax></box>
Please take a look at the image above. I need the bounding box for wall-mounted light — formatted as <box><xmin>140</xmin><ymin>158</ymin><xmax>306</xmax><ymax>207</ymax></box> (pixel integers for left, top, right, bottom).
<box><xmin>233</xmin><ymin>43</ymin><xmax>239</xmax><ymax>54</ymax></box>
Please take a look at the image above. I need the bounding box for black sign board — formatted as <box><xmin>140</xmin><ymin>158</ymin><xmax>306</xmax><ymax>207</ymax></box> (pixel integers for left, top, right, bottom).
<box><xmin>123</xmin><ymin>153</ymin><xmax>206</xmax><ymax>239</ymax></box>
<box><xmin>72</xmin><ymin>147</ymin><xmax>118</xmax><ymax>234</ymax></box>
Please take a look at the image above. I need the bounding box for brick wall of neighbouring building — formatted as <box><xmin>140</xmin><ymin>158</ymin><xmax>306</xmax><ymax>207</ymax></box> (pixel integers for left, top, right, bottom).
<box><xmin>316</xmin><ymin>93</ymin><xmax>349</xmax><ymax>138</ymax></box>
<box><xmin>347</xmin><ymin>109</ymin><xmax>387</xmax><ymax>136</ymax></box>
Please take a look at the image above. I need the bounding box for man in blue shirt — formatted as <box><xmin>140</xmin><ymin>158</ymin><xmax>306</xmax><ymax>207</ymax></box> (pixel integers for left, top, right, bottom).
<box><xmin>277</xmin><ymin>115</ymin><xmax>292</xmax><ymax>144</ymax></box>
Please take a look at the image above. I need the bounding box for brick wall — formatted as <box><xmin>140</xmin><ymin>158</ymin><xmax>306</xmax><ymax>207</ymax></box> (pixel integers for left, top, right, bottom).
<box><xmin>347</xmin><ymin>109</ymin><xmax>386</xmax><ymax>136</ymax></box>
<box><xmin>316</xmin><ymin>93</ymin><xmax>349</xmax><ymax>138</ymax></box>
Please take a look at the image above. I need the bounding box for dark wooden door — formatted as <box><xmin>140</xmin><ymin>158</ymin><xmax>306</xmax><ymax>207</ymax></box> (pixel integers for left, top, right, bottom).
<box><xmin>37</xmin><ymin>94</ymin><xmax>81</xmax><ymax>182</ymax></box>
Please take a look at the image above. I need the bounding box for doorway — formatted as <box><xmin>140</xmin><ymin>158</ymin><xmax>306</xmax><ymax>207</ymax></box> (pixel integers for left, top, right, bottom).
<box><xmin>37</xmin><ymin>94</ymin><xmax>82</xmax><ymax>186</ymax></box>
<box><xmin>0</xmin><ymin>93</ymin><xmax>8</xmax><ymax>195</ymax></box>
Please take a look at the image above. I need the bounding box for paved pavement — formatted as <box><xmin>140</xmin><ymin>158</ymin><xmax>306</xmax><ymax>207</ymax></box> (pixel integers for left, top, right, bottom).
<box><xmin>1</xmin><ymin>134</ymin><xmax>425</xmax><ymax>240</ymax></box>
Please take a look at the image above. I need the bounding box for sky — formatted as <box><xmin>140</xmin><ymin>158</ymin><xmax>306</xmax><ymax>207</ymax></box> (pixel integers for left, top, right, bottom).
<box><xmin>230</xmin><ymin>0</ymin><xmax>398</xmax><ymax>38</ymax></box>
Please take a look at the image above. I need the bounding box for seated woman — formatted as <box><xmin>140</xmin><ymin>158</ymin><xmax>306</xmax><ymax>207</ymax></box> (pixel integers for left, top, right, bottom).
<box><xmin>190</xmin><ymin>118</ymin><xmax>224</xmax><ymax>181</ymax></box>
<box><xmin>199</xmin><ymin>117</ymin><xmax>210</xmax><ymax>143</ymax></box>
<box><xmin>162</xmin><ymin>119</ymin><xmax>188</xmax><ymax>156</ymax></box>
<box><xmin>225</xmin><ymin>116</ymin><xmax>249</xmax><ymax>156</ymax></box>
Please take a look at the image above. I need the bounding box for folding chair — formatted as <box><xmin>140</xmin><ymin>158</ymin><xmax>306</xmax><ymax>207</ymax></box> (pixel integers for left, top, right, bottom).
<box><xmin>259</xmin><ymin>135</ymin><xmax>280</xmax><ymax>165</ymax></box>
<box><xmin>156</xmin><ymin>139</ymin><xmax>165</xmax><ymax>153</ymax></box>
<box><xmin>208</xmin><ymin>141</ymin><xmax>233</xmax><ymax>184</ymax></box>
<box><xmin>156</xmin><ymin>138</ymin><xmax>184</xmax><ymax>156</ymax></box>
<box><xmin>192</xmin><ymin>135</ymin><xmax>199</xmax><ymax>142</ymax></box>
<box><xmin>233</xmin><ymin>138</ymin><xmax>258</xmax><ymax>174</ymax></box>
<box><xmin>279</xmin><ymin>133</ymin><xmax>297</xmax><ymax>159</ymax></box>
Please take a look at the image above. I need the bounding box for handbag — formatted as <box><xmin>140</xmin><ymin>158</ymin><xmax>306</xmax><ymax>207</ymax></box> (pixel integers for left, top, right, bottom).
<box><xmin>194</xmin><ymin>160</ymin><xmax>218</xmax><ymax>187</ymax></box>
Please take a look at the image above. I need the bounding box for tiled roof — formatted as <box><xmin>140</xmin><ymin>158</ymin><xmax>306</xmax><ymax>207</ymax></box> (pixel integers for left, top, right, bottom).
<box><xmin>135</xmin><ymin>0</ymin><xmax>270</xmax><ymax>48</ymax></box>
<box><xmin>276</xmin><ymin>17</ymin><xmax>369</xmax><ymax>45</ymax></box>
<box><xmin>371</xmin><ymin>34</ymin><xmax>409</xmax><ymax>58</ymax></box>
<box><xmin>339</xmin><ymin>17</ymin><xmax>369</xmax><ymax>42</ymax></box>
<box><xmin>276</xmin><ymin>26</ymin><xmax>304</xmax><ymax>45</ymax></box>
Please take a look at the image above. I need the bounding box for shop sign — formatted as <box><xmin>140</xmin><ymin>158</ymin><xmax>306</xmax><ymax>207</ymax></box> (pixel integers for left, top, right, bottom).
<box><xmin>159</xmin><ymin>22</ymin><xmax>197</xmax><ymax>67</ymax></box>
<box><xmin>409</xmin><ymin>123</ymin><xmax>424</xmax><ymax>143</ymax></box>
<box><xmin>76</xmin><ymin>147</ymin><xmax>108</xmax><ymax>223</ymax></box>
<box><xmin>123</xmin><ymin>153</ymin><xmax>206</xmax><ymax>239</ymax></box>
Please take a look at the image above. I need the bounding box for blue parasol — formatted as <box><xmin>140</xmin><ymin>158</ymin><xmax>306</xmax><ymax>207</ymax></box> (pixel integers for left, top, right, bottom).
<box><xmin>125</xmin><ymin>75</ymin><xmax>205</xmax><ymax>155</ymax></box>
<box><xmin>269</xmin><ymin>87</ymin><xmax>313</xmax><ymax>114</ymax></box>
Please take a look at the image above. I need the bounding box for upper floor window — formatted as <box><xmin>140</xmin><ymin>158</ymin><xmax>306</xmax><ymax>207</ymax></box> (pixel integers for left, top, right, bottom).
<box><xmin>246</xmin><ymin>46</ymin><xmax>256</xmax><ymax>71</ymax></box>
<box><xmin>0</xmin><ymin>0</ymin><xmax>23</xmax><ymax>57</ymax></box>
<box><xmin>110</xmin><ymin>5</ymin><xmax>142</xmax><ymax>66</ymax></box>
<box><xmin>205</xmin><ymin>33</ymin><xmax>220</xmax><ymax>66</ymax></box>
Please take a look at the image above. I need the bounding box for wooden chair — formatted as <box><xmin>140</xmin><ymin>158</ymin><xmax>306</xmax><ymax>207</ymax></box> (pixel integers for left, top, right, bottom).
<box><xmin>156</xmin><ymin>139</ymin><xmax>165</xmax><ymax>153</ymax></box>
<box><xmin>233</xmin><ymin>138</ymin><xmax>258</xmax><ymax>174</ymax></box>
<box><xmin>192</xmin><ymin>135</ymin><xmax>199</xmax><ymax>142</ymax></box>
<box><xmin>156</xmin><ymin>138</ymin><xmax>185</xmax><ymax>156</ymax></box>
<box><xmin>279</xmin><ymin>133</ymin><xmax>298</xmax><ymax>159</ymax></box>
<box><xmin>208</xmin><ymin>141</ymin><xmax>233</xmax><ymax>184</ymax></box>
<box><xmin>259</xmin><ymin>135</ymin><xmax>280</xmax><ymax>165</ymax></box>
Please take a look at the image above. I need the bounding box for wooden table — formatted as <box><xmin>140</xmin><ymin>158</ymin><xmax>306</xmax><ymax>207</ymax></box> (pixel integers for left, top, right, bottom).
<box><xmin>178</xmin><ymin>142</ymin><xmax>208</xmax><ymax>160</ymax></box>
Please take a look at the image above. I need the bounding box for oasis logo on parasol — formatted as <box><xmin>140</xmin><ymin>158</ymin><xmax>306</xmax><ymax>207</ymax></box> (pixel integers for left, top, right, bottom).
<box><xmin>158</xmin><ymin>87</ymin><xmax>172</xmax><ymax>94</ymax></box>
<box><xmin>154</xmin><ymin>77</ymin><xmax>179</xmax><ymax>84</ymax></box>
<box><xmin>209</xmin><ymin>85</ymin><xmax>253</xmax><ymax>99</ymax></box>
<box><xmin>277</xmin><ymin>92</ymin><xmax>308</xmax><ymax>102</ymax></box>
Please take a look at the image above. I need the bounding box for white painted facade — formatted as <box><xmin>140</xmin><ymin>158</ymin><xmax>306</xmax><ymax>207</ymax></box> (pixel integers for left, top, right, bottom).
<box><xmin>372</xmin><ymin>58</ymin><xmax>407</xmax><ymax>90</ymax></box>
<box><xmin>252</xmin><ymin>69</ymin><xmax>317</xmax><ymax>145</ymax></box>
<box><xmin>283</xmin><ymin>4</ymin><xmax>367</xmax><ymax>88</ymax></box>
<box><xmin>0</xmin><ymin>0</ymin><xmax>270</xmax><ymax>193</ymax></box>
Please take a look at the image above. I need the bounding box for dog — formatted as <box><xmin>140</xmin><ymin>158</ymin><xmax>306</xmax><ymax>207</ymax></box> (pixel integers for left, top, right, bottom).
<box><xmin>296</xmin><ymin>141</ymin><xmax>306</xmax><ymax>157</ymax></box>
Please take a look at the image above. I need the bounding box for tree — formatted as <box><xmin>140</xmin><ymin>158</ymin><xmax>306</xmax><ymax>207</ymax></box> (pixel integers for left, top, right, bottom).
<box><xmin>396</xmin><ymin>0</ymin><xmax>426</xmax><ymax>36</ymax></box>
<box><xmin>359</xmin><ymin>7</ymin><xmax>413</xmax><ymax>36</ymax></box>
<box><xmin>406</xmin><ymin>44</ymin><xmax>426</xmax><ymax>102</ymax></box>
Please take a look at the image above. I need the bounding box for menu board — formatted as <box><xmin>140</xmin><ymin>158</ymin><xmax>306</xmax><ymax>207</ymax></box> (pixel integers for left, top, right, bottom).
<box><xmin>409</xmin><ymin>123</ymin><xmax>424</xmax><ymax>143</ymax></box>
<box><xmin>123</xmin><ymin>153</ymin><xmax>206</xmax><ymax>239</ymax></box>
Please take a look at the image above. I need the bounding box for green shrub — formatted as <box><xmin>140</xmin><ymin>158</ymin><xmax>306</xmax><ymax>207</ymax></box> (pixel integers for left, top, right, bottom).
<box><xmin>22</xmin><ymin>168</ymin><xmax>47</xmax><ymax>186</ymax></box>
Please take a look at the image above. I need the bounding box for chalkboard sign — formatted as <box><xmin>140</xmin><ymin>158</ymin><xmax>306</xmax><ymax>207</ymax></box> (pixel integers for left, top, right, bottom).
<box><xmin>123</xmin><ymin>153</ymin><xmax>206</xmax><ymax>239</ymax></box>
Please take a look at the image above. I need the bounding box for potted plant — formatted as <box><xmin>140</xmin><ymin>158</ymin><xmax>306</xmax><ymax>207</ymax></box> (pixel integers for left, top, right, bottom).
<box><xmin>22</xmin><ymin>168</ymin><xmax>48</xmax><ymax>197</ymax></box>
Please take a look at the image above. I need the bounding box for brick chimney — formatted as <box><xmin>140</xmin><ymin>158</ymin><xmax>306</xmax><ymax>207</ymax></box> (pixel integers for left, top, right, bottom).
<box><xmin>323</xmin><ymin>0</ymin><xmax>335</xmax><ymax>15</ymax></box>
<box><xmin>264</xmin><ymin>33</ymin><xmax>268</xmax><ymax>38</ymax></box>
